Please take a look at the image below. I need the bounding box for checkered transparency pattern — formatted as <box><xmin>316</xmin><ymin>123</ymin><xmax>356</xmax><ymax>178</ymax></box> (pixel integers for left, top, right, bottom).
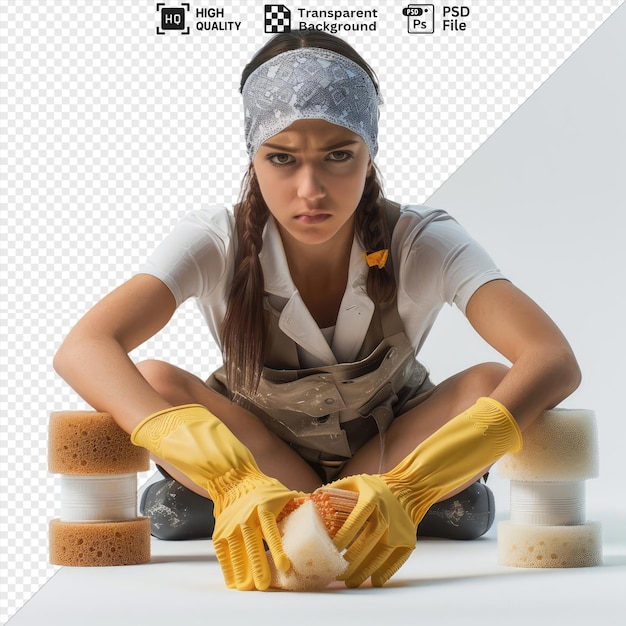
<box><xmin>1</xmin><ymin>0</ymin><xmax>621</xmax><ymax>622</ymax></box>
<box><xmin>265</xmin><ymin>4</ymin><xmax>292</xmax><ymax>33</ymax></box>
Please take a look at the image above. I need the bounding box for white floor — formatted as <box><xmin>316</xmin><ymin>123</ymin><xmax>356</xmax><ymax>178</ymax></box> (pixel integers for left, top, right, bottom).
<box><xmin>7</xmin><ymin>510</ymin><xmax>625</xmax><ymax>626</ymax></box>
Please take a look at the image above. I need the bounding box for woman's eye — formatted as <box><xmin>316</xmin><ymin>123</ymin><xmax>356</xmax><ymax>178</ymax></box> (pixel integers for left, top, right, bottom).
<box><xmin>268</xmin><ymin>153</ymin><xmax>294</xmax><ymax>165</ymax></box>
<box><xmin>327</xmin><ymin>151</ymin><xmax>353</xmax><ymax>162</ymax></box>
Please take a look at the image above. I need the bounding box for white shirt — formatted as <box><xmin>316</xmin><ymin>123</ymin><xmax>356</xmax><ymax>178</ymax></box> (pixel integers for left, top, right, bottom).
<box><xmin>140</xmin><ymin>204</ymin><xmax>505</xmax><ymax>368</ymax></box>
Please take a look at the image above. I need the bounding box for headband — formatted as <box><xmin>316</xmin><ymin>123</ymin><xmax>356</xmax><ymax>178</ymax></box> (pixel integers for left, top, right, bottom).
<box><xmin>242</xmin><ymin>47</ymin><xmax>381</xmax><ymax>160</ymax></box>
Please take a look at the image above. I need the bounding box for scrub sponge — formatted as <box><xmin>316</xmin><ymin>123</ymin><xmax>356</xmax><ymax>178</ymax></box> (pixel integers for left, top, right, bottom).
<box><xmin>269</xmin><ymin>499</ymin><xmax>348</xmax><ymax>591</ymax></box>
<box><xmin>269</xmin><ymin>489</ymin><xmax>358</xmax><ymax>591</ymax></box>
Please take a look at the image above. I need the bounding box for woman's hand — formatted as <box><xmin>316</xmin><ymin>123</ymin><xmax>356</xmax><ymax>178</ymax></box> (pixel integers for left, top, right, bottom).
<box><xmin>132</xmin><ymin>403</ymin><xmax>304</xmax><ymax>590</ymax></box>
<box><xmin>317</xmin><ymin>474</ymin><xmax>417</xmax><ymax>588</ymax></box>
<box><xmin>322</xmin><ymin>397</ymin><xmax>523</xmax><ymax>588</ymax></box>
<box><xmin>212</xmin><ymin>478</ymin><xmax>303</xmax><ymax>590</ymax></box>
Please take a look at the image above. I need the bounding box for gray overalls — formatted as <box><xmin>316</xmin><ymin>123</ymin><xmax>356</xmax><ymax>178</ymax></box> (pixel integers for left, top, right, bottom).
<box><xmin>207</xmin><ymin>202</ymin><xmax>433</xmax><ymax>481</ymax></box>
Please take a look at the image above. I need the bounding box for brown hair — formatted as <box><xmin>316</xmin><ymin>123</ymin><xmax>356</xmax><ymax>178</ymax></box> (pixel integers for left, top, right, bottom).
<box><xmin>222</xmin><ymin>30</ymin><xmax>396</xmax><ymax>402</ymax></box>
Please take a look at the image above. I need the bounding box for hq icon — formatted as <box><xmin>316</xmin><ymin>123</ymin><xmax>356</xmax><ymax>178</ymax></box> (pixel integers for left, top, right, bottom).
<box><xmin>156</xmin><ymin>3</ymin><xmax>191</xmax><ymax>35</ymax></box>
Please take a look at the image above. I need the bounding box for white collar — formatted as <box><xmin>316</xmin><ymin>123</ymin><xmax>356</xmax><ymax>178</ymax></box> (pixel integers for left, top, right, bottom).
<box><xmin>259</xmin><ymin>217</ymin><xmax>375</xmax><ymax>365</ymax></box>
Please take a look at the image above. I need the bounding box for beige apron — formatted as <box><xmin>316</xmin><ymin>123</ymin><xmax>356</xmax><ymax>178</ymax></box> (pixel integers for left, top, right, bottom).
<box><xmin>207</xmin><ymin>202</ymin><xmax>433</xmax><ymax>479</ymax></box>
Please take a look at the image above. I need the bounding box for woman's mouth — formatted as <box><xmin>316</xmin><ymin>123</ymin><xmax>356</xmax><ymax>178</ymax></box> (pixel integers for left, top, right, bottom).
<box><xmin>295</xmin><ymin>213</ymin><xmax>331</xmax><ymax>224</ymax></box>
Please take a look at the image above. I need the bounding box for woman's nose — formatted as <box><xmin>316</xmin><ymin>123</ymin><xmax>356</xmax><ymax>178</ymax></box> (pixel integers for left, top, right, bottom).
<box><xmin>296</xmin><ymin>165</ymin><xmax>326</xmax><ymax>201</ymax></box>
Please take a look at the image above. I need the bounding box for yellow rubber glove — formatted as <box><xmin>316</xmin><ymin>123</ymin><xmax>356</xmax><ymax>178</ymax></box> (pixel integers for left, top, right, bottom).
<box><xmin>325</xmin><ymin>397</ymin><xmax>523</xmax><ymax>587</ymax></box>
<box><xmin>326</xmin><ymin>474</ymin><xmax>417</xmax><ymax>588</ymax></box>
<box><xmin>131</xmin><ymin>404</ymin><xmax>302</xmax><ymax>590</ymax></box>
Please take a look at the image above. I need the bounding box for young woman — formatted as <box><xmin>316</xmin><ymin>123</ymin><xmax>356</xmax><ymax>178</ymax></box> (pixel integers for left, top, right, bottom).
<box><xmin>53</xmin><ymin>30</ymin><xmax>581</xmax><ymax>590</ymax></box>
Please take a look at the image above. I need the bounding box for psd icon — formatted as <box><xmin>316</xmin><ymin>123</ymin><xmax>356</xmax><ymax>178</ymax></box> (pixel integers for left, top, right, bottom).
<box><xmin>265</xmin><ymin>4</ymin><xmax>291</xmax><ymax>33</ymax></box>
<box><xmin>156</xmin><ymin>3</ymin><xmax>190</xmax><ymax>35</ymax></box>
<box><xmin>403</xmin><ymin>4</ymin><xmax>434</xmax><ymax>33</ymax></box>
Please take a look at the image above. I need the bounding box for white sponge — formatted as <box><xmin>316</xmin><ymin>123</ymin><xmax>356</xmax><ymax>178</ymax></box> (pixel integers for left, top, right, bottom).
<box><xmin>269</xmin><ymin>500</ymin><xmax>348</xmax><ymax>591</ymax></box>
<box><xmin>498</xmin><ymin>409</ymin><xmax>598</xmax><ymax>481</ymax></box>
<box><xmin>497</xmin><ymin>408</ymin><xmax>602</xmax><ymax>569</ymax></box>
<box><xmin>498</xmin><ymin>521</ymin><xmax>602</xmax><ymax>568</ymax></box>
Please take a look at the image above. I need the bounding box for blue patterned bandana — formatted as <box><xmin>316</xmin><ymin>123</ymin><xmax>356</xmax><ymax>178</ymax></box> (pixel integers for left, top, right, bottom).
<box><xmin>242</xmin><ymin>47</ymin><xmax>381</xmax><ymax>160</ymax></box>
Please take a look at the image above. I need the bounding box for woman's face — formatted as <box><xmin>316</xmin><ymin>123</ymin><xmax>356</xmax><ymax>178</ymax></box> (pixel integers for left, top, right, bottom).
<box><xmin>253</xmin><ymin>119</ymin><xmax>372</xmax><ymax>247</ymax></box>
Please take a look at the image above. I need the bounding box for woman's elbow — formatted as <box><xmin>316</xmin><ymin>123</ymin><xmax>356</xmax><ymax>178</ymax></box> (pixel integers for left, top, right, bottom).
<box><xmin>555</xmin><ymin>345</ymin><xmax>582</xmax><ymax>399</ymax></box>
<box><xmin>53</xmin><ymin>329</ymin><xmax>87</xmax><ymax>381</ymax></box>
<box><xmin>567</xmin><ymin>352</ymin><xmax>582</xmax><ymax>394</ymax></box>
<box><xmin>53</xmin><ymin>336</ymin><xmax>73</xmax><ymax>380</ymax></box>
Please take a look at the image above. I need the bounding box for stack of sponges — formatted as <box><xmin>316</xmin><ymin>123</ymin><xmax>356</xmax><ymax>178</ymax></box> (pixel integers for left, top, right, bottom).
<box><xmin>497</xmin><ymin>408</ymin><xmax>602</xmax><ymax>568</ymax></box>
<box><xmin>48</xmin><ymin>411</ymin><xmax>151</xmax><ymax>566</ymax></box>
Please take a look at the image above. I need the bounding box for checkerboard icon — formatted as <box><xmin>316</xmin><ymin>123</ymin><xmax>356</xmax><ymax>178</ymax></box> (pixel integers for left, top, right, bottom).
<box><xmin>265</xmin><ymin>4</ymin><xmax>291</xmax><ymax>33</ymax></box>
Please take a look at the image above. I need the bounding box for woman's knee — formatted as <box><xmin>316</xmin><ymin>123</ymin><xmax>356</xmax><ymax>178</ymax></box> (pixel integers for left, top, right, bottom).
<box><xmin>135</xmin><ymin>359</ymin><xmax>196</xmax><ymax>406</ymax></box>
<box><xmin>457</xmin><ymin>361</ymin><xmax>509</xmax><ymax>400</ymax></box>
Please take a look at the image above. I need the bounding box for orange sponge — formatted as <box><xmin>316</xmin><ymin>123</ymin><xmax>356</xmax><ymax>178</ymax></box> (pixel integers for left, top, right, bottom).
<box><xmin>49</xmin><ymin>518</ymin><xmax>151</xmax><ymax>566</ymax></box>
<box><xmin>49</xmin><ymin>411</ymin><xmax>149</xmax><ymax>475</ymax></box>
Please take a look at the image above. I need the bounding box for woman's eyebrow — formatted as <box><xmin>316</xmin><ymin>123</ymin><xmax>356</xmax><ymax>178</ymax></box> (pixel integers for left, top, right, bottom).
<box><xmin>261</xmin><ymin>139</ymin><xmax>360</xmax><ymax>152</ymax></box>
<box><xmin>320</xmin><ymin>140</ymin><xmax>360</xmax><ymax>151</ymax></box>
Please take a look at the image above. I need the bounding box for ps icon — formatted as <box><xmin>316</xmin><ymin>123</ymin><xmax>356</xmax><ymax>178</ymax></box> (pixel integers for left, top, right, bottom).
<box><xmin>265</xmin><ymin>4</ymin><xmax>291</xmax><ymax>33</ymax></box>
<box><xmin>403</xmin><ymin>4</ymin><xmax>434</xmax><ymax>33</ymax></box>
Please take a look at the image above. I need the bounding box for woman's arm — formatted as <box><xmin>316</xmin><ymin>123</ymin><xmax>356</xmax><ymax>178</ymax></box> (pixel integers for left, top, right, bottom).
<box><xmin>53</xmin><ymin>273</ymin><xmax>178</xmax><ymax>433</ymax></box>
<box><xmin>465</xmin><ymin>279</ymin><xmax>582</xmax><ymax>430</ymax></box>
<box><xmin>54</xmin><ymin>273</ymin><xmax>307</xmax><ymax>590</ymax></box>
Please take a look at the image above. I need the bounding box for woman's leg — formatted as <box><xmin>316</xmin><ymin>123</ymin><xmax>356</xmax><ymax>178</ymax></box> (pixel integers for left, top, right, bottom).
<box><xmin>135</xmin><ymin>359</ymin><xmax>323</xmax><ymax>494</ymax></box>
<box><xmin>340</xmin><ymin>361</ymin><xmax>510</xmax><ymax>496</ymax></box>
